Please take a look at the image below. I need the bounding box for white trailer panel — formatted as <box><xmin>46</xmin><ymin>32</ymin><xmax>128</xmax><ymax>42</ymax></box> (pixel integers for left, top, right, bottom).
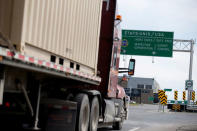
<box><xmin>0</xmin><ymin>0</ymin><xmax>102</xmax><ymax>75</ymax></box>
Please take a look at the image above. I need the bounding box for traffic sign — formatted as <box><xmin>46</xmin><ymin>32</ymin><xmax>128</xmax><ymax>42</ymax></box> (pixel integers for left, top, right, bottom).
<box><xmin>164</xmin><ymin>89</ymin><xmax>172</xmax><ymax>92</ymax></box>
<box><xmin>169</xmin><ymin>100</ymin><xmax>175</xmax><ymax>104</ymax></box>
<box><xmin>121</xmin><ymin>30</ymin><xmax>174</xmax><ymax>57</ymax></box>
<box><xmin>148</xmin><ymin>96</ymin><xmax>154</xmax><ymax>101</ymax></box>
<box><xmin>185</xmin><ymin>80</ymin><xmax>193</xmax><ymax>89</ymax></box>
<box><xmin>158</xmin><ymin>90</ymin><xmax>165</xmax><ymax>100</ymax></box>
<box><xmin>161</xmin><ymin>95</ymin><xmax>167</xmax><ymax>105</ymax></box>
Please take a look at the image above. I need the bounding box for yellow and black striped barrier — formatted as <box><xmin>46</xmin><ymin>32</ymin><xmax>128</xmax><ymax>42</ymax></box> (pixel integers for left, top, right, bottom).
<box><xmin>172</xmin><ymin>104</ymin><xmax>181</xmax><ymax>111</ymax></box>
<box><xmin>183</xmin><ymin>91</ymin><xmax>186</xmax><ymax>101</ymax></box>
<box><xmin>192</xmin><ymin>91</ymin><xmax>195</xmax><ymax>101</ymax></box>
<box><xmin>174</xmin><ymin>90</ymin><xmax>178</xmax><ymax>100</ymax></box>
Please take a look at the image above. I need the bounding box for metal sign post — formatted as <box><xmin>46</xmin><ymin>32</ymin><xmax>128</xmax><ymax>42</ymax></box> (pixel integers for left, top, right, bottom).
<box><xmin>162</xmin><ymin>104</ymin><xmax>164</xmax><ymax>112</ymax></box>
<box><xmin>173</xmin><ymin>39</ymin><xmax>195</xmax><ymax>106</ymax></box>
<box><xmin>188</xmin><ymin>40</ymin><xmax>194</xmax><ymax>105</ymax></box>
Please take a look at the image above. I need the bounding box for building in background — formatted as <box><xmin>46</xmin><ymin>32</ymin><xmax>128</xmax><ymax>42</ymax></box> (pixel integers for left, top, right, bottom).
<box><xmin>119</xmin><ymin>76</ymin><xmax>160</xmax><ymax>104</ymax></box>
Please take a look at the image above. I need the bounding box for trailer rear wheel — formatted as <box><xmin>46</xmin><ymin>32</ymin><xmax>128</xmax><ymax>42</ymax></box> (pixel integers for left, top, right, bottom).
<box><xmin>74</xmin><ymin>94</ymin><xmax>90</xmax><ymax>131</ymax></box>
<box><xmin>89</xmin><ymin>97</ymin><xmax>99</xmax><ymax>131</ymax></box>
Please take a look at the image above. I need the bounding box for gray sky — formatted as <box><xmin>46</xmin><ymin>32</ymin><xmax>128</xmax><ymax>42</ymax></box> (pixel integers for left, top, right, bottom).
<box><xmin>118</xmin><ymin>0</ymin><xmax>197</xmax><ymax>100</ymax></box>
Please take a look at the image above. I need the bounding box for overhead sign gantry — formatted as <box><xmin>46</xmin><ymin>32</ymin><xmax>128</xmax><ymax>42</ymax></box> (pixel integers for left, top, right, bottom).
<box><xmin>120</xmin><ymin>29</ymin><xmax>195</xmax><ymax>106</ymax></box>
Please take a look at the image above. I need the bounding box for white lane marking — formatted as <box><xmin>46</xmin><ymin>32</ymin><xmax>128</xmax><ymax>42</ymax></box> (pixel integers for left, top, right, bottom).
<box><xmin>128</xmin><ymin>127</ymin><xmax>140</xmax><ymax>131</ymax></box>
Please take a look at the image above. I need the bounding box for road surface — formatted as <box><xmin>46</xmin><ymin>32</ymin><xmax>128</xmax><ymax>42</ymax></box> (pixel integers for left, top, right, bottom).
<box><xmin>99</xmin><ymin>104</ymin><xmax>197</xmax><ymax>131</ymax></box>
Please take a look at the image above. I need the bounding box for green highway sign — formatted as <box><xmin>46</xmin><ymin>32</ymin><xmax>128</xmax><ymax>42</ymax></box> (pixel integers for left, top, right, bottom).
<box><xmin>164</xmin><ymin>89</ymin><xmax>172</xmax><ymax>91</ymax></box>
<box><xmin>168</xmin><ymin>100</ymin><xmax>175</xmax><ymax>103</ymax></box>
<box><xmin>121</xmin><ymin>30</ymin><xmax>174</xmax><ymax>57</ymax></box>
<box><xmin>148</xmin><ymin>96</ymin><xmax>154</xmax><ymax>101</ymax></box>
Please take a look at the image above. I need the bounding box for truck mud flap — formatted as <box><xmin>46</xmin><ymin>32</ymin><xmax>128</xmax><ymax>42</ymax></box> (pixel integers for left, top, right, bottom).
<box><xmin>41</xmin><ymin>99</ymin><xmax>77</xmax><ymax>131</ymax></box>
<box><xmin>0</xmin><ymin>65</ymin><xmax>5</xmax><ymax>105</ymax></box>
<box><xmin>103</xmin><ymin>99</ymin><xmax>116</xmax><ymax>123</ymax></box>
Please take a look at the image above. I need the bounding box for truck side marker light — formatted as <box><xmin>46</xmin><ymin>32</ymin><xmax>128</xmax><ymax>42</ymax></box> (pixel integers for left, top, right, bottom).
<box><xmin>38</xmin><ymin>60</ymin><xmax>43</xmax><ymax>65</ymax></box>
<box><xmin>19</xmin><ymin>54</ymin><xmax>25</xmax><ymax>60</ymax></box>
<box><xmin>5</xmin><ymin>102</ymin><xmax>10</xmax><ymax>108</ymax></box>
<box><xmin>0</xmin><ymin>56</ymin><xmax>3</xmax><ymax>61</ymax></box>
<box><xmin>116</xmin><ymin>15</ymin><xmax>122</xmax><ymax>21</ymax></box>
<box><xmin>7</xmin><ymin>51</ymin><xmax>14</xmax><ymax>57</ymax></box>
<box><xmin>29</xmin><ymin>57</ymin><xmax>34</xmax><ymax>63</ymax></box>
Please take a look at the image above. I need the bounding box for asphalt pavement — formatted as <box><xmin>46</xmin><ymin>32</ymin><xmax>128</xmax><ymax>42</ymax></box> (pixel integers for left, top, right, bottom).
<box><xmin>99</xmin><ymin>104</ymin><xmax>197</xmax><ymax>131</ymax></box>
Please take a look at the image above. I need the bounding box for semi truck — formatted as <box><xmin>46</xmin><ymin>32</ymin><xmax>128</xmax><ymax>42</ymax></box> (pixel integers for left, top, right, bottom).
<box><xmin>0</xmin><ymin>0</ymin><xmax>129</xmax><ymax>131</ymax></box>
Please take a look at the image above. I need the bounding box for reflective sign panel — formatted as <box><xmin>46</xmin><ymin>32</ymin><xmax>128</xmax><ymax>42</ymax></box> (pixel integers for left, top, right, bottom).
<box><xmin>121</xmin><ymin>30</ymin><xmax>174</xmax><ymax>57</ymax></box>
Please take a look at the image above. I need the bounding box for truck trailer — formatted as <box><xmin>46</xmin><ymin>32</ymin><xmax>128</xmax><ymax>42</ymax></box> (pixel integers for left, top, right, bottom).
<box><xmin>0</xmin><ymin>0</ymin><xmax>129</xmax><ymax>131</ymax></box>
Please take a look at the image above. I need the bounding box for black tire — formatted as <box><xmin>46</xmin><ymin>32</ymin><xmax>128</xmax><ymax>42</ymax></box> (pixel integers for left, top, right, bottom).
<box><xmin>74</xmin><ymin>94</ymin><xmax>90</xmax><ymax>131</ymax></box>
<box><xmin>112</xmin><ymin>121</ymin><xmax>123</xmax><ymax>130</ymax></box>
<box><xmin>89</xmin><ymin>97</ymin><xmax>99</xmax><ymax>131</ymax></box>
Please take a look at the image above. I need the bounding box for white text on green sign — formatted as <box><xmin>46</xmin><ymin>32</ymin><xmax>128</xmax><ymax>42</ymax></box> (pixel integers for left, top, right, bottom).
<box><xmin>121</xmin><ymin>30</ymin><xmax>174</xmax><ymax>57</ymax></box>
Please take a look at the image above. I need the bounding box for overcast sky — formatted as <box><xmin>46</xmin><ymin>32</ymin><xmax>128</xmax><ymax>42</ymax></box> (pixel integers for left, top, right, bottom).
<box><xmin>118</xmin><ymin>0</ymin><xmax>197</xmax><ymax>100</ymax></box>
